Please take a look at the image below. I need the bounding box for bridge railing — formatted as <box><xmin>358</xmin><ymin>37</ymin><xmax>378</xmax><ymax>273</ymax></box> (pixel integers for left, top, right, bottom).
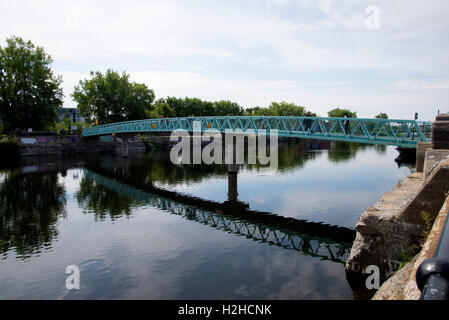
<box><xmin>83</xmin><ymin>116</ymin><xmax>431</xmax><ymax>148</ymax></box>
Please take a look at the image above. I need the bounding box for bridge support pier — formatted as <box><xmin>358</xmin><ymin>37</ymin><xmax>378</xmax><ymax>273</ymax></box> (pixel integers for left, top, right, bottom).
<box><xmin>228</xmin><ymin>163</ymin><xmax>238</xmax><ymax>174</ymax></box>
<box><xmin>122</xmin><ymin>138</ymin><xmax>129</xmax><ymax>158</ymax></box>
<box><xmin>116</xmin><ymin>133</ymin><xmax>136</xmax><ymax>158</ymax></box>
<box><xmin>228</xmin><ymin>166</ymin><xmax>238</xmax><ymax>203</ymax></box>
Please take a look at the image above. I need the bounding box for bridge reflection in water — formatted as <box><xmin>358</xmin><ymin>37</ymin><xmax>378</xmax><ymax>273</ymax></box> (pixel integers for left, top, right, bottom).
<box><xmin>83</xmin><ymin>163</ymin><xmax>356</xmax><ymax>264</ymax></box>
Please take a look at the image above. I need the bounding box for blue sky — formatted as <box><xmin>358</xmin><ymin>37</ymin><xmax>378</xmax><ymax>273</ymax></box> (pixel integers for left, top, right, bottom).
<box><xmin>1</xmin><ymin>0</ymin><xmax>449</xmax><ymax>121</ymax></box>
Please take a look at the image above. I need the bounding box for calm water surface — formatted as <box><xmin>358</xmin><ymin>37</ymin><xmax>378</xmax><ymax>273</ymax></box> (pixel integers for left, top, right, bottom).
<box><xmin>0</xmin><ymin>141</ymin><xmax>412</xmax><ymax>299</ymax></box>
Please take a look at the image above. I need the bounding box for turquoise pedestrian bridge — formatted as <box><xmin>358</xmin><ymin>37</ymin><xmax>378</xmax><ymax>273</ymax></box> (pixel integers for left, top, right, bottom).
<box><xmin>83</xmin><ymin>116</ymin><xmax>432</xmax><ymax>148</ymax></box>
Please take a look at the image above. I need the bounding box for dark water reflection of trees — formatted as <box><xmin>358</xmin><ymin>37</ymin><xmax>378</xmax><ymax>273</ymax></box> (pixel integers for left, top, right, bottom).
<box><xmin>76</xmin><ymin>178</ymin><xmax>137</xmax><ymax>221</ymax></box>
<box><xmin>0</xmin><ymin>172</ymin><xmax>66</xmax><ymax>258</ymax></box>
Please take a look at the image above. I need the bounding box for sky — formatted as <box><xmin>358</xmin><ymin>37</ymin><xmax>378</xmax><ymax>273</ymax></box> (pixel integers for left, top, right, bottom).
<box><xmin>1</xmin><ymin>0</ymin><xmax>449</xmax><ymax>121</ymax></box>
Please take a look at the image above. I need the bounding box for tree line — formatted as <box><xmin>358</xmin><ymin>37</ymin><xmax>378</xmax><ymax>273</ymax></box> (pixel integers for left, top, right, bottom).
<box><xmin>0</xmin><ymin>36</ymin><xmax>389</xmax><ymax>134</ymax></box>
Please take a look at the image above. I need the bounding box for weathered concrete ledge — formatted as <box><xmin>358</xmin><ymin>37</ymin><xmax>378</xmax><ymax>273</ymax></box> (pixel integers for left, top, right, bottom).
<box><xmin>373</xmin><ymin>194</ymin><xmax>449</xmax><ymax>300</ymax></box>
<box><xmin>345</xmin><ymin>150</ymin><xmax>449</xmax><ymax>297</ymax></box>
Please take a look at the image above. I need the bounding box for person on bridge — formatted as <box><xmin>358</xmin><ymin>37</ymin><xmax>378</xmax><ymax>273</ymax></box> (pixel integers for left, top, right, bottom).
<box><xmin>304</xmin><ymin>111</ymin><xmax>312</xmax><ymax>133</ymax></box>
<box><xmin>344</xmin><ymin>113</ymin><xmax>350</xmax><ymax>135</ymax></box>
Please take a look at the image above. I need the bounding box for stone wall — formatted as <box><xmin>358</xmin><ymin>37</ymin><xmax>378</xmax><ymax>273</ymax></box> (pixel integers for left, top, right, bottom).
<box><xmin>18</xmin><ymin>140</ymin><xmax>116</xmax><ymax>157</ymax></box>
<box><xmin>373</xmin><ymin>195</ymin><xmax>449</xmax><ymax>300</ymax></box>
<box><xmin>17</xmin><ymin>135</ymin><xmax>145</xmax><ymax>157</ymax></box>
<box><xmin>345</xmin><ymin>151</ymin><xmax>449</xmax><ymax>298</ymax></box>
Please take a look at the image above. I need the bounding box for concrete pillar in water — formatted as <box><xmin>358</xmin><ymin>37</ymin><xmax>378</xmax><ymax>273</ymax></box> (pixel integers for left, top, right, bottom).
<box><xmin>122</xmin><ymin>157</ymin><xmax>129</xmax><ymax>175</ymax></box>
<box><xmin>432</xmin><ymin>114</ymin><xmax>449</xmax><ymax>149</ymax></box>
<box><xmin>228</xmin><ymin>163</ymin><xmax>238</xmax><ymax>173</ymax></box>
<box><xmin>227</xmin><ymin>167</ymin><xmax>238</xmax><ymax>202</ymax></box>
<box><xmin>226</xmin><ymin>137</ymin><xmax>239</xmax><ymax>202</ymax></box>
<box><xmin>122</xmin><ymin>138</ymin><xmax>129</xmax><ymax>158</ymax></box>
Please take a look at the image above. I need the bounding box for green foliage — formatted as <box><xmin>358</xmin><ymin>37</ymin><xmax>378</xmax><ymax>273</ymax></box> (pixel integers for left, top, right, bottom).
<box><xmin>146</xmin><ymin>98</ymin><xmax>311</xmax><ymax>119</ymax></box>
<box><xmin>327</xmin><ymin>142</ymin><xmax>369</xmax><ymax>163</ymax></box>
<box><xmin>0</xmin><ymin>171</ymin><xmax>66</xmax><ymax>256</ymax></box>
<box><xmin>77</xmin><ymin>176</ymin><xmax>133</xmax><ymax>221</ymax></box>
<box><xmin>146</xmin><ymin>98</ymin><xmax>176</xmax><ymax>119</ymax></box>
<box><xmin>140</xmin><ymin>136</ymin><xmax>157</xmax><ymax>151</ymax></box>
<box><xmin>246</xmin><ymin>102</ymin><xmax>307</xmax><ymax>116</ymax></box>
<box><xmin>398</xmin><ymin>248</ymin><xmax>414</xmax><ymax>270</ymax></box>
<box><xmin>0</xmin><ymin>36</ymin><xmax>63</xmax><ymax>134</ymax></box>
<box><xmin>61</xmin><ymin>111</ymin><xmax>73</xmax><ymax>131</ymax></box>
<box><xmin>53</xmin><ymin>121</ymin><xmax>85</xmax><ymax>134</ymax></box>
<box><xmin>213</xmin><ymin>100</ymin><xmax>244</xmax><ymax>116</ymax></box>
<box><xmin>328</xmin><ymin>108</ymin><xmax>357</xmax><ymax>118</ymax></box>
<box><xmin>375</xmin><ymin>113</ymin><xmax>389</xmax><ymax>119</ymax></box>
<box><xmin>420</xmin><ymin>211</ymin><xmax>433</xmax><ymax>240</ymax></box>
<box><xmin>269</xmin><ymin>102</ymin><xmax>307</xmax><ymax>116</ymax></box>
<box><xmin>46</xmin><ymin>109</ymin><xmax>87</xmax><ymax>134</ymax></box>
<box><xmin>154</xmin><ymin>97</ymin><xmax>244</xmax><ymax>118</ymax></box>
<box><xmin>72</xmin><ymin>69</ymin><xmax>155</xmax><ymax>124</ymax></box>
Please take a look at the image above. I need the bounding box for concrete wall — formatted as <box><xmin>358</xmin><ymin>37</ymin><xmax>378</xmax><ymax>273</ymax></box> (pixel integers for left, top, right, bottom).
<box><xmin>373</xmin><ymin>194</ymin><xmax>449</xmax><ymax>300</ymax></box>
<box><xmin>345</xmin><ymin>149</ymin><xmax>449</xmax><ymax>299</ymax></box>
<box><xmin>17</xmin><ymin>135</ymin><xmax>145</xmax><ymax>157</ymax></box>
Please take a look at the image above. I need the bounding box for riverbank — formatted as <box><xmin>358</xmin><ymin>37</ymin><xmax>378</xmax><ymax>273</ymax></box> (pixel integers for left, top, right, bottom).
<box><xmin>6</xmin><ymin>133</ymin><xmax>145</xmax><ymax>157</ymax></box>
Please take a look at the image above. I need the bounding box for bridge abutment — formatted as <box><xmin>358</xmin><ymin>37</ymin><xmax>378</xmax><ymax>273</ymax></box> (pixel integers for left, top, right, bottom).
<box><xmin>432</xmin><ymin>114</ymin><xmax>449</xmax><ymax>149</ymax></box>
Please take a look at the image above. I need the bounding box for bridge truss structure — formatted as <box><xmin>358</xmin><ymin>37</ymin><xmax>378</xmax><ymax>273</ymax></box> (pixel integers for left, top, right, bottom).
<box><xmin>83</xmin><ymin>116</ymin><xmax>432</xmax><ymax>148</ymax></box>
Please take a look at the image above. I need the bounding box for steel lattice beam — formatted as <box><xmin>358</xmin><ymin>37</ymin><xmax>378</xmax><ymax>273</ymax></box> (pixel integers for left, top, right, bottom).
<box><xmin>83</xmin><ymin>116</ymin><xmax>432</xmax><ymax>148</ymax></box>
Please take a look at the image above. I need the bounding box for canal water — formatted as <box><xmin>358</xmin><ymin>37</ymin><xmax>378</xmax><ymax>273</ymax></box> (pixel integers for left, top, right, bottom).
<box><xmin>0</xmin><ymin>140</ymin><xmax>412</xmax><ymax>300</ymax></box>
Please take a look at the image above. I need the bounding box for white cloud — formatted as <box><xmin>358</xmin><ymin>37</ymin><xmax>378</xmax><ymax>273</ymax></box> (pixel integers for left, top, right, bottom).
<box><xmin>1</xmin><ymin>0</ymin><xmax>449</xmax><ymax>120</ymax></box>
<box><xmin>57</xmin><ymin>68</ymin><xmax>446</xmax><ymax>122</ymax></box>
<box><xmin>388</xmin><ymin>79</ymin><xmax>449</xmax><ymax>91</ymax></box>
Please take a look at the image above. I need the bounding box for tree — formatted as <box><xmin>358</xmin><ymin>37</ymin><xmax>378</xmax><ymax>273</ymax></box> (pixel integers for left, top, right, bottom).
<box><xmin>146</xmin><ymin>98</ymin><xmax>175</xmax><ymax>118</ymax></box>
<box><xmin>245</xmin><ymin>102</ymin><xmax>307</xmax><ymax>116</ymax></box>
<box><xmin>160</xmin><ymin>97</ymin><xmax>244</xmax><ymax>117</ymax></box>
<box><xmin>268</xmin><ymin>102</ymin><xmax>306</xmax><ymax>116</ymax></box>
<box><xmin>72</xmin><ymin>70</ymin><xmax>155</xmax><ymax>124</ymax></box>
<box><xmin>0</xmin><ymin>36</ymin><xmax>63</xmax><ymax>133</ymax></box>
<box><xmin>375</xmin><ymin>112</ymin><xmax>389</xmax><ymax>119</ymax></box>
<box><xmin>213</xmin><ymin>100</ymin><xmax>244</xmax><ymax>116</ymax></box>
<box><xmin>165</xmin><ymin>97</ymin><xmax>187</xmax><ymax>117</ymax></box>
<box><xmin>61</xmin><ymin>110</ymin><xmax>73</xmax><ymax>131</ymax></box>
<box><xmin>328</xmin><ymin>108</ymin><xmax>357</xmax><ymax>118</ymax></box>
<box><xmin>52</xmin><ymin>110</ymin><xmax>85</xmax><ymax>134</ymax></box>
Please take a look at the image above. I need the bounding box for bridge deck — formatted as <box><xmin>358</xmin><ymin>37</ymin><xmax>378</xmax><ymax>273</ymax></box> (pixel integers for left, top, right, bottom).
<box><xmin>83</xmin><ymin>116</ymin><xmax>431</xmax><ymax>148</ymax></box>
